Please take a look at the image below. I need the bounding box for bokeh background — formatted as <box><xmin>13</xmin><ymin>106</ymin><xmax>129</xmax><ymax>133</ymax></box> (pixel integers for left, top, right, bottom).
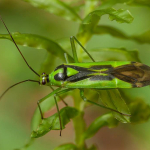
<box><xmin>0</xmin><ymin>0</ymin><xmax>150</xmax><ymax>150</ymax></box>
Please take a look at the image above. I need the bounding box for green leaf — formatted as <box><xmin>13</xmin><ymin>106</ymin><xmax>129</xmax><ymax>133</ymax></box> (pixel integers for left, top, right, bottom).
<box><xmin>132</xmin><ymin>30</ymin><xmax>150</xmax><ymax>44</ymax></box>
<box><xmin>14</xmin><ymin>138</ymin><xmax>35</xmax><ymax>150</ymax></box>
<box><xmin>31</xmin><ymin>94</ymin><xmax>59</xmax><ymax>130</ymax></box>
<box><xmin>54</xmin><ymin>143</ymin><xmax>78</xmax><ymax>150</ymax></box>
<box><xmin>0</xmin><ymin>33</ymin><xmax>74</xmax><ymax>62</ymax></box>
<box><xmin>39</xmin><ymin>53</ymin><xmax>56</xmax><ymax>74</ymax></box>
<box><xmin>88</xmin><ymin>48</ymin><xmax>140</xmax><ymax>62</ymax></box>
<box><xmin>23</xmin><ymin>0</ymin><xmax>82</xmax><ymax>22</ymax></box>
<box><xmin>83</xmin><ymin>113</ymin><xmax>118</xmax><ymax>139</ymax></box>
<box><xmin>31</xmin><ymin>107</ymin><xmax>79</xmax><ymax>138</ymax></box>
<box><xmin>31</xmin><ymin>88</ymin><xmax>71</xmax><ymax>130</ymax></box>
<box><xmin>83</xmin><ymin>8</ymin><xmax>133</xmax><ymax>25</ymax></box>
<box><xmin>130</xmin><ymin>0</ymin><xmax>150</xmax><ymax>7</ymax></box>
<box><xmin>129</xmin><ymin>99</ymin><xmax>150</xmax><ymax>123</ymax></box>
<box><xmin>99</xmin><ymin>0</ymin><xmax>128</xmax><ymax>9</ymax></box>
<box><xmin>99</xmin><ymin>0</ymin><xmax>150</xmax><ymax>8</ymax></box>
<box><xmin>96</xmin><ymin>89</ymin><xmax>131</xmax><ymax>123</ymax></box>
<box><xmin>93</xmin><ymin>25</ymin><xmax>129</xmax><ymax>39</ymax></box>
<box><xmin>93</xmin><ymin>25</ymin><xmax>150</xmax><ymax>44</ymax></box>
<box><xmin>78</xmin><ymin>8</ymin><xmax>134</xmax><ymax>44</ymax></box>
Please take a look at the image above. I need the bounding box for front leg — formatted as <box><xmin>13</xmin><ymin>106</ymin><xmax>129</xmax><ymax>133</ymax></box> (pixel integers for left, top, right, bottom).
<box><xmin>37</xmin><ymin>88</ymin><xmax>74</xmax><ymax>135</ymax></box>
<box><xmin>37</xmin><ymin>87</ymin><xmax>62</xmax><ymax>119</ymax></box>
<box><xmin>70</xmin><ymin>36</ymin><xmax>95</xmax><ymax>62</ymax></box>
<box><xmin>70</xmin><ymin>36</ymin><xmax>79</xmax><ymax>63</ymax></box>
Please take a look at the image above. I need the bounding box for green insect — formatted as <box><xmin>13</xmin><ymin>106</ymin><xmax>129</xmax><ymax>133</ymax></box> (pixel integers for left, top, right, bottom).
<box><xmin>1</xmin><ymin>16</ymin><xmax>150</xmax><ymax>136</ymax></box>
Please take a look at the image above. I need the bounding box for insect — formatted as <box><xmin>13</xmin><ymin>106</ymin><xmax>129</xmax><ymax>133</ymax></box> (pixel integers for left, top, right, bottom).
<box><xmin>1</xmin><ymin>15</ymin><xmax>150</xmax><ymax>136</ymax></box>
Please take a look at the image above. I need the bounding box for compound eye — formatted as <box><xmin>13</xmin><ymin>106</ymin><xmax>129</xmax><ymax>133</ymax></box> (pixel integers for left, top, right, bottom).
<box><xmin>42</xmin><ymin>79</ymin><xmax>46</xmax><ymax>85</ymax></box>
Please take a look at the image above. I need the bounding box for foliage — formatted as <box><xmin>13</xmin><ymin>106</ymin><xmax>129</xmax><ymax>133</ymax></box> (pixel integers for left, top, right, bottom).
<box><xmin>1</xmin><ymin>0</ymin><xmax>150</xmax><ymax>150</ymax></box>
<box><xmin>31</xmin><ymin>107</ymin><xmax>79</xmax><ymax>138</ymax></box>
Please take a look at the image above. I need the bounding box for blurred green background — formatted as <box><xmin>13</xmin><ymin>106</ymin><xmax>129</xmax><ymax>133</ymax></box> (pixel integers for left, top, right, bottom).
<box><xmin>0</xmin><ymin>0</ymin><xmax>150</xmax><ymax>149</ymax></box>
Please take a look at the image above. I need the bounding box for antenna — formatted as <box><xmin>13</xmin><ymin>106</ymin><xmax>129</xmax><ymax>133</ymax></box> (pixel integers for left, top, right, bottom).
<box><xmin>0</xmin><ymin>15</ymin><xmax>40</xmax><ymax>77</ymax></box>
<box><xmin>0</xmin><ymin>79</ymin><xmax>39</xmax><ymax>101</ymax></box>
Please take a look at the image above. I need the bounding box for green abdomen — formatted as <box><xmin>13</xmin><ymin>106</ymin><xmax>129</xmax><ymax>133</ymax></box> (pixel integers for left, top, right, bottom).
<box><xmin>64</xmin><ymin>78</ymin><xmax>132</xmax><ymax>88</ymax></box>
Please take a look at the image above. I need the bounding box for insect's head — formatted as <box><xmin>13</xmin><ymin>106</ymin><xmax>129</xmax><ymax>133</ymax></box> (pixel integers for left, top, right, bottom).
<box><xmin>39</xmin><ymin>72</ymin><xmax>50</xmax><ymax>85</ymax></box>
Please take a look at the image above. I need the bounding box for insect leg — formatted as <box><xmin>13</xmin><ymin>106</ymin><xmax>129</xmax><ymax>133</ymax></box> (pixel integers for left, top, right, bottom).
<box><xmin>37</xmin><ymin>88</ymin><xmax>74</xmax><ymax>135</ymax></box>
<box><xmin>37</xmin><ymin>87</ymin><xmax>62</xmax><ymax>119</ymax></box>
<box><xmin>70</xmin><ymin>36</ymin><xmax>79</xmax><ymax>63</ymax></box>
<box><xmin>80</xmin><ymin>89</ymin><xmax>130</xmax><ymax>116</ymax></box>
<box><xmin>71</xmin><ymin>36</ymin><xmax>95</xmax><ymax>62</ymax></box>
<box><xmin>54</xmin><ymin>95</ymin><xmax>62</xmax><ymax>136</ymax></box>
<box><xmin>50</xmin><ymin>85</ymin><xmax>68</xmax><ymax>106</ymax></box>
<box><xmin>64</xmin><ymin>53</ymin><xmax>69</xmax><ymax>64</ymax></box>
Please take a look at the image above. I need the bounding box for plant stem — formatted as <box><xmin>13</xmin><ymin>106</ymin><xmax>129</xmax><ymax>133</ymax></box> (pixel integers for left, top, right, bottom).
<box><xmin>72</xmin><ymin>31</ymin><xmax>97</xmax><ymax>149</ymax></box>
<box><xmin>72</xmin><ymin>90</ymin><xmax>86</xmax><ymax>150</ymax></box>
<box><xmin>72</xmin><ymin>34</ymin><xmax>93</xmax><ymax>149</ymax></box>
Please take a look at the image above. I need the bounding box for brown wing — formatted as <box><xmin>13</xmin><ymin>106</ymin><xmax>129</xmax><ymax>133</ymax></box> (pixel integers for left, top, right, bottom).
<box><xmin>110</xmin><ymin>62</ymin><xmax>150</xmax><ymax>87</ymax></box>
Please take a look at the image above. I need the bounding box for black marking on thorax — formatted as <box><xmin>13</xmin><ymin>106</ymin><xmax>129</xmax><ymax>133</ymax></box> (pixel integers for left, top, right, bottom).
<box><xmin>54</xmin><ymin>64</ymin><xmax>114</xmax><ymax>82</ymax></box>
<box><xmin>54</xmin><ymin>64</ymin><xmax>67</xmax><ymax>81</ymax></box>
<box><xmin>90</xmin><ymin>65</ymin><xmax>113</xmax><ymax>70</ymax></box>
<box><xmin>90</xmin><ymin>75</ymin><xmax>114</xmax><ymax>81</ymax></box>
<box><xmin>54</xmin><ymin>64</ymin><xmax>65</xmax><ymax>71</ymax></box>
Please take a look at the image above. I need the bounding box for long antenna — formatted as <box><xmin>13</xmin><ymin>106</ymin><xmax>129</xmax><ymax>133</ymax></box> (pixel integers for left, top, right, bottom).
<box><xmin>0</xmin><ymin>79</ymin><xmax>39</xmax><ymax>101</ymax></box>
<box><xmin>0</xmin><ymin>15</ymin><xmax>40</xmax><ymax>77</ymax></box>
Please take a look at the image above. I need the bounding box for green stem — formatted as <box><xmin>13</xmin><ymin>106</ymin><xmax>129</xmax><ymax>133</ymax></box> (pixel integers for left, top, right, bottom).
<box><xmin>72</xmin><ymin>90</ymin><xmax>86</xmax><ymax>150</ymax></box>
<box><xmin>72</xmin><ymin>17</ymin><xmax>100</xmax><ymax>148</ymax></box>
<box><xmin>15</xmin><ymin>138</ymin><xmax>35</xmax><ymax>150</ymax></box>
<box><xmin>72</xmin><ymin>31</ymin><xmax>94</xmax><ymax>149</ymax></box>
